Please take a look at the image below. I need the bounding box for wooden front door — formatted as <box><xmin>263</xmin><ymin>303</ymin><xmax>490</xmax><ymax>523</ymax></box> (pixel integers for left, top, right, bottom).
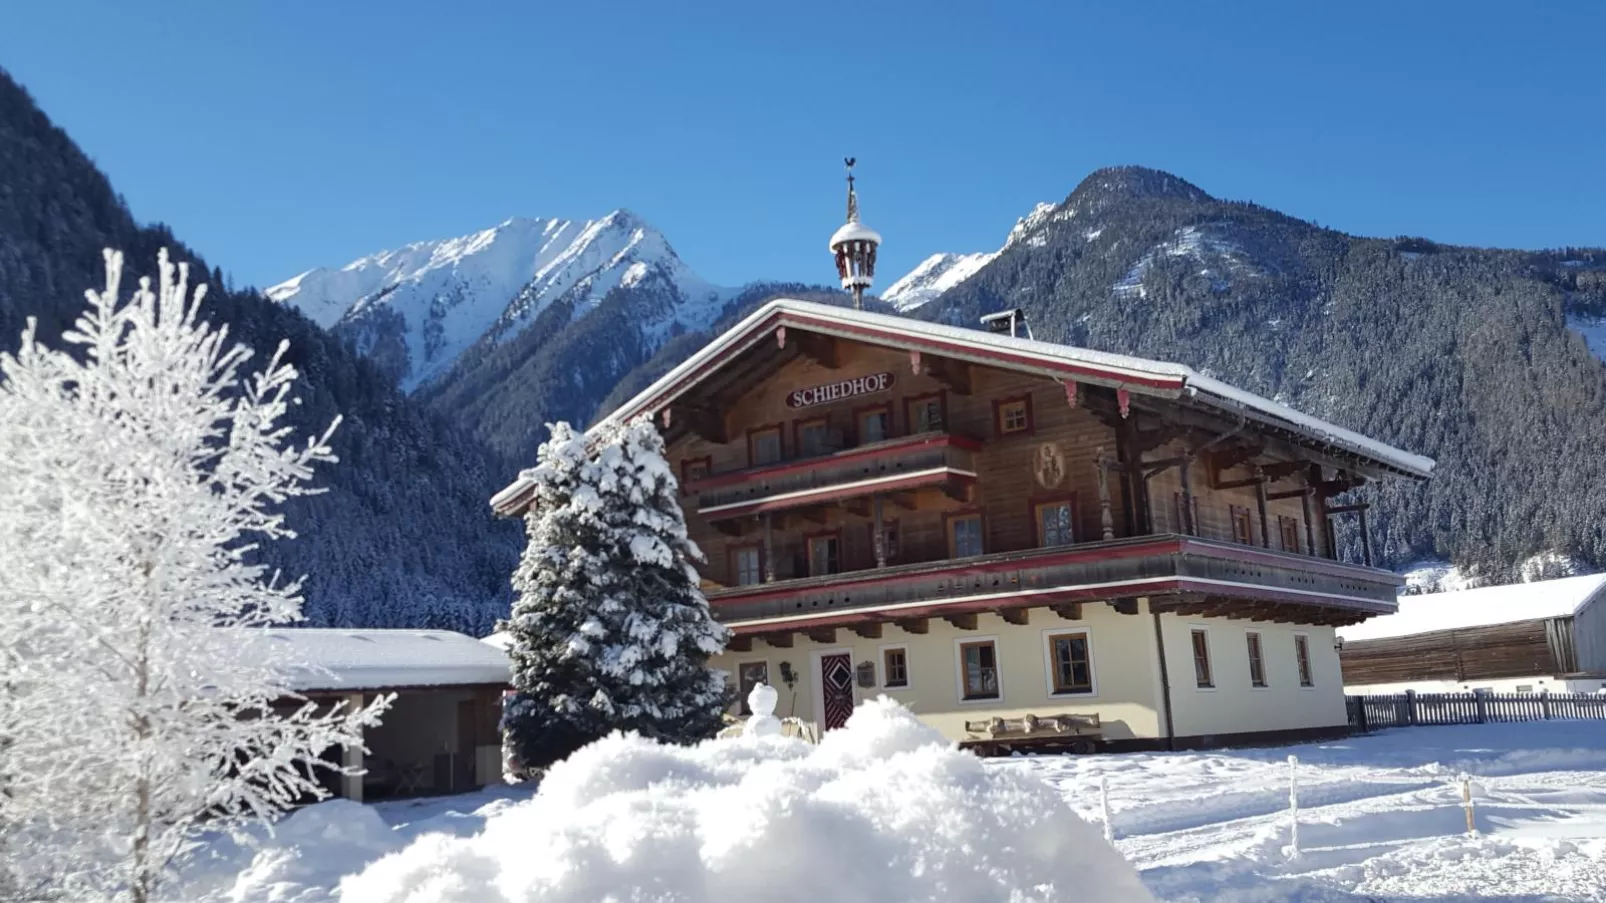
<box><xmin>819</xmin><ymin>652</ymin><xmax>855</xmax><ymax>731</ymax></box>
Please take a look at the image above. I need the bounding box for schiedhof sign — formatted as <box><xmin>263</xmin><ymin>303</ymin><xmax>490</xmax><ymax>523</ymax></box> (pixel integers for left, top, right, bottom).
<box><xmin>786</xmin><ymin>371</ymin><xmax>895</xmax><ymax>409</ymax></box>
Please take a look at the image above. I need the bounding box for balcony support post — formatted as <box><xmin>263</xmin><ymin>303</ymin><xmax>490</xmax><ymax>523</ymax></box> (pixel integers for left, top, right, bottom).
<box><xmin>1299</xmin><ymin>487</ymin><xmax>1316</xmax><ymax>555</ymax></box>
<box><xmin>873</xmin><ymin>492</ymin><xmax>887</xmax><ymax>568</ymax></box>
<box><xmin>763</xmin><ymin>513</ymin><xmax>775</xmax><ymax>583</ymax></box>
<box><xmin>1095</xmin><ymin>449</ymin><xmax>1116</xmax><ymax>541</ymax></box>
<box><xmin>1179</xmin><ymin>453</ymin><xmax>1196</xmax><ymax>536</ymax></box>
<box><xmin>1254</xmin><ymin>466</ymin><xmax>1272</xmax><ymax>548</ymax></box>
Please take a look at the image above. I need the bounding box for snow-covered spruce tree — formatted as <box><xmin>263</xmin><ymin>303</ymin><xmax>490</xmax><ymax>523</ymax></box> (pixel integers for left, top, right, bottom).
<box><xmin>501</xmin><ymin>418</ymin><xmax>730</xmax><ymax>770</ymax></box>
<box><xmin>0</xmin><ymin>250</ymin><xmax>388</xmax><ymax>903</ymax></box>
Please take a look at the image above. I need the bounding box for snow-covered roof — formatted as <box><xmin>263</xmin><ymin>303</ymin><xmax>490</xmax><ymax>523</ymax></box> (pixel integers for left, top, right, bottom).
<box><xmin>267</xmin><ymin>629</ymin><xmax>511</xmax><ymax>692</ymax></box>
<box><xmin>1338</xmin><ymin>573</ymin><xmax>1606</xmax><ymax>643</ymax></box>
<box><xmin>492</xmin><ymin>298</ymin><xmax>1434</xmax><ymax>513</ymax></box>
<box><xmin>829</xmin><ymin>221</ymin><xmax>882</xmax><ymax>248</ymax></box>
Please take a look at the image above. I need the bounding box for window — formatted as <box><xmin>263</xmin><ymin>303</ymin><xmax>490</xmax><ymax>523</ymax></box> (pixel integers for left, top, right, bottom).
<box><xmin>1173</xmin><ymin>492</ymin><xmax>1199</xmax><ymax>535</ymax></box>
<box><xmin>736</xmin><ymin>661</ymin><xmax>769</xmax><ymax>714</ymax></box>
<box><xmin>870</xmin><ymin>519</ymin><xmax>900</xmax><ymax>563</ymax></box>
<box><xmin>882</xmin><ymin>646</ymin><xmax>909</xmax><ymax>689</ymax></box>
<box><xmin>858</xmin><ymin>406</ymin><xmax>891</xmax><ymax>444</ymax></box>
<box><xmin>1047</xmin><ymin>631</ymin><xmax>1094</xmax><ymax>695</ymax></box>
<box><xmin>1191</xmin><ymin>628</ymin><xmax>1214</xmax><ymax>689</ymax></box>
<box><xmin>1246</xmin><ymin>632</ymin><xmax>1267</xmax><ymax>688</ymax></box>
<box><xmin>1279</xmin><ymin>516</ymin><xmax>1301</xmax><ymax>553</ymax></box>
<box><xmin>1035</xmin><ymin>499</ymin><xmax>1075</xmax><ymax>548</ymax></box>
<box><xmin>958</xmin><ymin>639</ymin><xmax>1000</xmax><ymax>700</ymax></box>
<box><xmin>680</xmin><ymin>456</ymin><xmax>710</xmax><ymax>486</ymax></box>
<box><xmin>1230</xmin><ymin>506</ymin><xmax>1254</xmax><ymax>545</ymax></box>
<box><xmin>948</xmin><ymin>514</ymin><xmax>984</xmax><ymax>558</ymax></box>
<box><xmin>731</xmin><ymin>546</ymin><xmax>762</xmax><ymax>587</ymax></box>
<box><xmin>807</xmin><ymin>534</ymin><xmax>840</xmax><ymax>576</ymax></box>
<box><xmin>797</xmin><ymin>418</ymin><xmax>830</xmax><ymax>457</ymax></box>
<box><xmin>749</xmin><ymin>426</ymin><xmax>782</xmax><ymax>466</ymax></box>
<box><xmin>908</xmin><ymin>394</ymin><xmax>945</xmax><ymax>433</ymax></box>
<box><xmin>995</xmin><ymin>396</ymin><xmax>1033</xmax><ymax>436</ymax></box>
<box><xmin>1294</xmin><ymin>634</ymin><xmax>1314</xmax><ymax>687</ymax></box>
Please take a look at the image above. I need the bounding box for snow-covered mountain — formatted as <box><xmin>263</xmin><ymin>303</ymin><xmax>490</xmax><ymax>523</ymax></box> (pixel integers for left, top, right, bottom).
<box><xmin>879</xmin><ymin>202</ymin><xmax>1057</xmax><ymax>312</ymax></box>
<box><xmin>268</xmin><ymin>211</ymin><xmax>733</xmax><ymax>391</ymax></box>
<box><xmin>881</xmin><ymin>252</ymin><xmax>997</xmax><ymax>312</ymax></box>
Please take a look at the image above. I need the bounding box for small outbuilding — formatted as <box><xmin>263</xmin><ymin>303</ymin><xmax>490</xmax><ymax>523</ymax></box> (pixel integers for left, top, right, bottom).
<box><xmin>1338</xmin><ymin>574</ymin><xmax>1606</xmax><ymax>695</ymax></box>
<box><xmin>271</xmin><ymin>629</ymin><xmax>510</xmax><ymax>801</ymax></box>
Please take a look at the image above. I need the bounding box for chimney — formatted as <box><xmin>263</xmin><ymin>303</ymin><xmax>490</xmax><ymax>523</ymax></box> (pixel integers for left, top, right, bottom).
<box><xmin>979</xmin><ymin>308</ymin><xmax>1032</xmax><ymax>340</ymax></box>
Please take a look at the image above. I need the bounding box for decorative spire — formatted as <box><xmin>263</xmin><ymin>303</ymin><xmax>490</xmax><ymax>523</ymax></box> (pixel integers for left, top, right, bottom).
<box><xmin>845</xmin><ymin>157</ymin><xmax>859</xmax><ymax>224</ymax></box>
<box><xmin>829</xmin><ymin>156</ymin><xmax>882</xmax><ymax>310</ymax></box>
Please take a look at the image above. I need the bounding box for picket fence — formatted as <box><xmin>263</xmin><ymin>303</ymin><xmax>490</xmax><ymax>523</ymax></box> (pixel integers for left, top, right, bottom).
<box><xmin>1347</xmin><ymin>690</ymin><xmax>1606</xmax><ymax>731</ymax></box>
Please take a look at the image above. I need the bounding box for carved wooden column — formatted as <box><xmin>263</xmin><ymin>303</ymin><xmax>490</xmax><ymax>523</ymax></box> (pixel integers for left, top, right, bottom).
<box><xmin>872</xmin><ymin>493</ymin><xmax>887</xmax><ymax>568</ymax></box>
<box><xmin>1095</xmin><ymin>449</ymin><xmax>1116</xmax><ymax>541</ymax></box>
<box><xmin>763</xmin><ymin>513</ymin><xmax>775</xmax><ymax>583</ymax></box>
<box><xmin>1254</xmin><ymin>465</ymin><xmax>1271</xmax><ymax>548</ymax></box>
<box><xmin>1179</xmin><ymin>451</ymin><xmax>1195</xmax><ymax>536</ymax></box>
<box><xmin>1300</xmin><ymin>488</ymin><xmax>1316</xmax><ymax>555</ymax></box>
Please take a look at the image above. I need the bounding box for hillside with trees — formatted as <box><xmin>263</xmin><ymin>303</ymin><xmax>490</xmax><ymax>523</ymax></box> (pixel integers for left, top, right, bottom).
<box><xmin>0</xmin><ymin>69</ymin><xmax>520</xmax><ymax>632</ymax></box>
<box><xmin>914</xmin><ymin>166</ymin><xmax>1606</xmax><ymax>579</ymax></box>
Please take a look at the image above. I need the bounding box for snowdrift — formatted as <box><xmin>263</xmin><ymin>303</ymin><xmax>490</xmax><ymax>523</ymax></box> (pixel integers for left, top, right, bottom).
<box><xmin>337</xmin><ymin>697</ymin><xmax>1152</xmax><ymax>902</ymax></box>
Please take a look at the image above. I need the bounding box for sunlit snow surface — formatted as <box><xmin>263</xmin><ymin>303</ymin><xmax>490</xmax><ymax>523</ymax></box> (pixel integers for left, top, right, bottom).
<box><xmin>179</xmin><ymin>714</ymin><xmax>1606</xmax><ymax>902</ymax></box>
<box><xmin>1569</xmin><ymin>314</ymin><xmax>1606</xmax><ymax>363</ymax></box>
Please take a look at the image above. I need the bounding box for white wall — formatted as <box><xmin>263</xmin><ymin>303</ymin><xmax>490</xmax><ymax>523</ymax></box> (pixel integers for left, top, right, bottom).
<box><xmin>715</xmin><ymin>601</ymin><xmax>1355</xmax><ymax>744</ymax></box>
<box><xmin>1156</xmin><ymin>614</ymin><xmax>1349</xmax><ymax>738</ymax></box>
<box><xmin>714</xmin><ymin>603</ymin><xmax>1166</xmax><ymax>742</ymax></box>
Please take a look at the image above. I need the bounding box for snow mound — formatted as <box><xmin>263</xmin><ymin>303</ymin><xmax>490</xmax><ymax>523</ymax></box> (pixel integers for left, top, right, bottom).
<box><xmin>222</xmin><ymin>801</ymin><xmax>403</xmax><ymax>903</ymax></box>
<box><xmin>339</xmin><ymin>697</ymin><xmax>1152</xmax><ymax>903</ymax></box>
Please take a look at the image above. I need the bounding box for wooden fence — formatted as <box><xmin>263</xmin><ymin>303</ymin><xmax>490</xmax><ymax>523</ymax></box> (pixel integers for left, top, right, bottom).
<box><xmin>1347</xmin><ymin>691</ymin><xmax>1606</xmax><ymax>732</ymax></box>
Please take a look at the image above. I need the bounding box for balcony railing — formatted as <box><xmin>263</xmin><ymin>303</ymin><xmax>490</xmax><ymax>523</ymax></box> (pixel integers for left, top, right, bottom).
<box><xmin>688</xmin><ymin>432</ymin><xmax>980</xmax><ymax>521</ymax></box>
<box><xmin>706</xmin><ymin>534</ymin><xmax>1401</xmax><ymax>630</ymax></box>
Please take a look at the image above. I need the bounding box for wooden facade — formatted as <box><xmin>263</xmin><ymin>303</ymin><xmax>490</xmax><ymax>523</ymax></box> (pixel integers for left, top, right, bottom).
<box><xmin>1340</xmin><ymin>618</ymin><xmax>1576</xmax><ymax>686</ymax></box>
<box><xmin>640</xmin><ymin>324</ymin><xmax>1408</xmax><ymax>638</ymax></box>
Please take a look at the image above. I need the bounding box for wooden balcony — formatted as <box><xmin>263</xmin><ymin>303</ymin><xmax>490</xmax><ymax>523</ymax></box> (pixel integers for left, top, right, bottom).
<box><xmin>687</xmin><ymin>432</ymin><xmax>980</xmax><ymax>522</ymax></box>
<box><xmin>707</xmin><ymin>534</ymin><xmax>1402</xmax><ymax>637</ymax></box>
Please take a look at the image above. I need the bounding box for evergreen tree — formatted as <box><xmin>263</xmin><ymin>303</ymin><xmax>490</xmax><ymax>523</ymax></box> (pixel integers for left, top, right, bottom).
<box><xmin>501</xmin><ymin>418</ymin><xmax>730</xmax><ymax>770</ymax></box>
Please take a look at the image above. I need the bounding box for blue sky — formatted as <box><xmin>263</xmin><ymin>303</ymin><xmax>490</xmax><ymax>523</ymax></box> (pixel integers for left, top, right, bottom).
<box><xmin>4</xmin><ymin>2</ymin><xmax>1603</xmax><ymax>292</ymax></box>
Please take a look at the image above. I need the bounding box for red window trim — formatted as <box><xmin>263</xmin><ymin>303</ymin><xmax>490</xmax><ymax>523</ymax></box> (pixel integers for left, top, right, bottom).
<box><xmin>992</xmin><ymin>393</ymin><xmax>1036</xmax><ymax>438</ymax></box>
<box><xmin>803</xmin><ymin>527</ymin><xmax>844</xmax><ymax>576</ymax></box>
<box><xmin>943</xmin><ymin>508</ymin><xmax>985</xmax><ymax>558</ymax></box>
<box><xmin>852</xmin><ymin>401</ymin><xmax>894</xmax><ymax>444</ymax></box>
<box><xmin>1230</xmin><ymin>505</ymin><xmax>1254</xmax><ymax>545</ymax></box>
<box><xmin>791</xmin><ymin>415</ymin><xmax>831</xmax><ymax>458</ymax></box>
<box><xmin>904</xmin><ymin>390</ymin><xmax>948</xmax><ymax>434</ymax></box>
<box><xmin>866</xmin><ymin>516</ymin><xmax>900</xmax><ymax>563</ymax></box>
<box><xmin>679</xmin><ymin>455</ymin><xmax>712</xmax><ymax>489</ymax></box>
<box><xmin>745</xmin><ymin>423</ymin><xmax>785</xmax><ymax>468</ymax></box>
<box><xmin>727</xmin><ymin>542</ymin><xmax>764</xmax><ymax>586</ymax></box>
<box><xmin>1028</xmin><ymin>493</ymin><xmax>1078</xmax><ymax>547</ymax></box>
<box><xmin>1278</xmin><ymin>515</ymin><xmax>1302</xmax><ymax>553</ymax></box>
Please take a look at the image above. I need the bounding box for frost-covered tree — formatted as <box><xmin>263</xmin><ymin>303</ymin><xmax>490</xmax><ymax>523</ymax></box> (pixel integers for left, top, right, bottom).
<box><xmin>0</xmin><ymin>250</ymin><xmax>388</xmax><ymax>903</ymax></box>
<box><xmin>501</xmin><ymin>418</ymin><xmax>729</xmax><ymax>770</ymax></box>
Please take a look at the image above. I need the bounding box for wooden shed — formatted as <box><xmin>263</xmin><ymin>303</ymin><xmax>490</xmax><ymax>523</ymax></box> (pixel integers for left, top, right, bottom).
<box><xmin>1338</xmin><ymin>574</ymin><xmax>1606</xmax><ymax>694</ymax></box>
<box><xmin>270</xmin><ymin>629</ymin><xmax>510</xmax><ymax>801</ymax></box>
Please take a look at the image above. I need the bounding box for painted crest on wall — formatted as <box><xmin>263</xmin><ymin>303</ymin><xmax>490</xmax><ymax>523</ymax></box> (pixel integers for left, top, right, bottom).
<box><xmin>1034</xmin><ymin>442</ymin><xmax>1066</xmax><ymax>489</ymax></box>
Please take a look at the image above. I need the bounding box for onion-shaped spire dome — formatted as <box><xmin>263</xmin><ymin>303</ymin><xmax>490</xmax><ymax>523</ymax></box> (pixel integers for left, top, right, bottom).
<box><xmin>829</xmin><ymin>157</ymin><xmax>881</xmax><ymax>309</ymax></box>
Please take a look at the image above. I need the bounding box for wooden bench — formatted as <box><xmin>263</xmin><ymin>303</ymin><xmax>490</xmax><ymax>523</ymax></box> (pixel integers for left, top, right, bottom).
<box><xmin>961</xmin><ymin>712</ymin><xmax>1102</xmax><ymax>756</ymax></box>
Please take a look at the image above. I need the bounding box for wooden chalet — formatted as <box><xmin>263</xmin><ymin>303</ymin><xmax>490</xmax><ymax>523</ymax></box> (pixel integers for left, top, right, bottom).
<box><xmin>493</xmin><ymin>298</ymin><xmax>1435</xmax><ymax>751</ymax></box>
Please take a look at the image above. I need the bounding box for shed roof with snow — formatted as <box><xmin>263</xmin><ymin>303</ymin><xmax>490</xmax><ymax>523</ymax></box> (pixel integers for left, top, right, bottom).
<box><xmin>1338</xmin><ymin>574</ymin><xmax>1606</xmax><ymax>643</ymax></box>
<box><xmin>268</xmin><ymin>629</ymin><xmax>511</xmax><ymax>693</ymax></box>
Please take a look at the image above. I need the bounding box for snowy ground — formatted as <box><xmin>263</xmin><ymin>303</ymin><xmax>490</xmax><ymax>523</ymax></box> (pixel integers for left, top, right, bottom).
<box><xmin>1005</xmin><ymin>721</ymin><xmax>1606</xmax><ymax>901</ymax></box>
<box><xmin>186</xmin><ymin>720</ymin><xmax>1606</xmax><ymax>901</ymax></box>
